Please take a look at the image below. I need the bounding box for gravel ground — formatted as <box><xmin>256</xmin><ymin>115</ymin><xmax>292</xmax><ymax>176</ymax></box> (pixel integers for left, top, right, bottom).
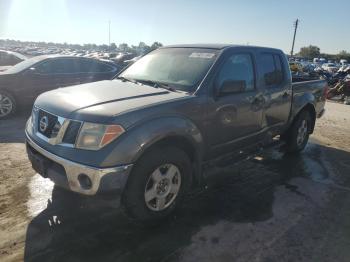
<box><xmin>0</xmin><ymin>102</ymin><xmax>350</xmax><ymax>262</ymax></box>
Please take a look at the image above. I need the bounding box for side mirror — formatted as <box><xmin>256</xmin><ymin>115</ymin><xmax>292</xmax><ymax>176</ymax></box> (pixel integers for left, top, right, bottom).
<box><xmin>218</xmin><ymin>80</ymin><xmax>246</xmax><ymax>96</ymax></box>
<box><xmin>24</xmin><ymin>67</ymin><xmax>37</xmax><ymax>75</ymax></box>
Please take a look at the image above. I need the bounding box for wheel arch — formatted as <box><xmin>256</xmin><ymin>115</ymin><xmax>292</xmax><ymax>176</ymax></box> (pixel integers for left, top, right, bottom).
<box><xmin>131</xmin><ymin>133</ymin><xmax>203</xmax><ymax>187</ymax></box>
<box><xmin>294</xmin><ymin>103</ymin><xmax>316</xmax><ymax>133</ymax></box>
<box><xmin>103</xmin><ymin>116</ymin><xmax>205</xmax><ymax>185</ymax></box>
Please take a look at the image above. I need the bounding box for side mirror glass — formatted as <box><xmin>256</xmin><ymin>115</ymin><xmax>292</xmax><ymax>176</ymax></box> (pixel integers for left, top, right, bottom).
<box><xmin>24</xmin><ymin>67</ymin><xmax>37</xmax><ymax>75</ymax></box>
<box><xmin>219</xmin><ymin>80</ymin><xmax>246</xmax><ymax>96</ymax></box>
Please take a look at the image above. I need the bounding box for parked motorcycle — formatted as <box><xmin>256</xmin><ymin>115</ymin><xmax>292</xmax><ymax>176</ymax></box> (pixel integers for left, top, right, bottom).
<box><xmin>327</xmin><ymin>76</ymin><xmax>350</xmax><ymax>101</ymax></box>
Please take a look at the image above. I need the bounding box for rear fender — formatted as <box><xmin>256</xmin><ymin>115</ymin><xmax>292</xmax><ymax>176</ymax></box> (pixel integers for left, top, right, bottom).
<box><xmin>290</xmin><ymin>93</ymin><xmax>316</xmax><ymax>132</ymax></box>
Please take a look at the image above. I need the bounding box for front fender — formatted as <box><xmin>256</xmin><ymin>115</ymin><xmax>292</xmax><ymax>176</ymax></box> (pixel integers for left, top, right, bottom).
<box><xmin>102</xmin><ymin>116</ymin><xmax>204</xmax><ymax>167</ymax></box>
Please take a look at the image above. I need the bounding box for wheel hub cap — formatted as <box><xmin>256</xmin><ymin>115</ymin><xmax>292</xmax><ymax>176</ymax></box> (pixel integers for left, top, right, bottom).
<box><xmin>0</xmin><ymin>94</ymin><xmax>13</xmax><ymax>117</ymax></box>
<box><xmin>144</xmin><ymin>164</ymin><xmax>181</xmax><ymax>211</ymax></box>
<box><xmin>296</xmin><ymin>120</ymin><xmax>308</xmax><ymax>146</ymax></box>
<box><xmin>156</xmin><ymin>179</ymin><xmax>170</xmax><ymax>195</ymax></box>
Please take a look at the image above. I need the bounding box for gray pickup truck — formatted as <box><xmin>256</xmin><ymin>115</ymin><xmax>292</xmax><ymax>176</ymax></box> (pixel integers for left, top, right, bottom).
<box><xmin>25</xmin><ymin>44</ymin><xmax>327</xmax><ymax>222</ymax></box>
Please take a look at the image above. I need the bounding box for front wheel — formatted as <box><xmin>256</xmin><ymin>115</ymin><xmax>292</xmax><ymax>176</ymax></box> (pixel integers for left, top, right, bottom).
<box><xmin>284</xmin><ymin>110</ymin><xmax>312</xmax><ymax>153</ymax></box>
<box><xmin>121</xmin><ymin>147</ymin><xmax>192</xmax><ymax>223</ymax></box>
<box><xmin>0</xmin><ymin>90</ymin><xmax>16</xmax><ymax>119</ymax></box>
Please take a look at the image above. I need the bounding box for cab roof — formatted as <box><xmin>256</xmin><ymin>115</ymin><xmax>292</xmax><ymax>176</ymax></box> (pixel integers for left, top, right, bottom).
<box><xmin>162</xmin><ymin>44</ymin><xmax>283</xmax><ymax>53</ymax></box>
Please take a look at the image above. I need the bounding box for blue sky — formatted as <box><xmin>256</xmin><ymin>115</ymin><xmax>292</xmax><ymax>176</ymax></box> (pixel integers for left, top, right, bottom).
<box><xmin>0</xmin><ymin>0</ymin><xmax>349</xmax><ymax>54</ymax></box>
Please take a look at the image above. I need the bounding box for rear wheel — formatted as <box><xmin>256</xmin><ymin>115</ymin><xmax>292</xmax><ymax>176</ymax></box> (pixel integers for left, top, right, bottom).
<box><xmin>121</xmin><ymin>146</ymin><xmax>192</xmax><ymax>223</ymax></box>
<box><xmin>284</xmin><ymin>110</ymin><xmax>312</xmax><ymax>153</ymax></box>
<box><xmin>0</xmin><ymin>90</ymin><xmax>16</xmax><ymax>119</ymax></box>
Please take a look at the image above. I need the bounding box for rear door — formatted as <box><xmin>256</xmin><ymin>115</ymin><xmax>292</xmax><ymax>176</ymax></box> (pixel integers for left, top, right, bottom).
<box><xmin>257</xmin><ymin>52</ymin><xmax>292</xmax><ymax>133</ymax></box>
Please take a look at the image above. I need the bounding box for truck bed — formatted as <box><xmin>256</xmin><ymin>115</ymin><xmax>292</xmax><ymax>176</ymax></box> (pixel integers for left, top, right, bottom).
<box><xmin>291</xmin><ymin>79</ymin><xmax>327</xmax><ymax>119</ymax></box>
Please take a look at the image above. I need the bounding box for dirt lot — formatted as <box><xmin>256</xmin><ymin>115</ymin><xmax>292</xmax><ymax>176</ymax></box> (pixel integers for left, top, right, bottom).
<box><xmin>1</xmin><ymin>102</ymin><xmax>350</xmax><ymax>262</ymax></box>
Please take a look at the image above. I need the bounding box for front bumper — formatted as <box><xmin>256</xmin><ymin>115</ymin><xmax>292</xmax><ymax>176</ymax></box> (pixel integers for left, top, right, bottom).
<box><xmin>26</xmin><ymin>132</ymin><xmax>133</xmax><ymax>196</ymax></box>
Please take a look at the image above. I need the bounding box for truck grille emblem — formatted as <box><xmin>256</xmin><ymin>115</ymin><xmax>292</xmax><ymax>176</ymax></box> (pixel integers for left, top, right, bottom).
<box><xmin>39</xmin><ymin>116</ymin><xmax>49</xmax><ymax>132</ymax></box>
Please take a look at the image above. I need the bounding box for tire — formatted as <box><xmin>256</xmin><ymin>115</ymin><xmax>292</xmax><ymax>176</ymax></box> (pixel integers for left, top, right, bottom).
<box><xmin>121</xmin><ymin>146</ymin><xmax>192</xmax><ymax>223</ymax></box>
<box><xmin>284</xmin><ymin>110</ymin><xmax>312</xmax><ymax>153</ymax></box>
<box><xmin>0</xmin><ymin>90</ymin><xmax>16</xmax><ymax>119</ymax></box>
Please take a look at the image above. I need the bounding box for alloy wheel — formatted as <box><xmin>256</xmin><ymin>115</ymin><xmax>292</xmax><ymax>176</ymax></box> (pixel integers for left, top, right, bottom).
<box><xmin>144</xmin><ymin>164</ymin><xmax>181</xmax><ymax>211</ymax></box>
<box><xmin>0</xmin><ymin>93</ymin><xmax>13</xmax><ymax>118</ymax></box>
<box><xmin>296</xmin><ymin>119</ymin><xmax>308</xmax><ymax>146</ymax></box>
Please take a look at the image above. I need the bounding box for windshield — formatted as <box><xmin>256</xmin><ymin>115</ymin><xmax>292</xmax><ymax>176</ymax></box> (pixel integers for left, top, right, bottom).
<box><xmin>119</xmin><ymin>48</ymin><xmax>218</xmax><ymax>92</ymax></box>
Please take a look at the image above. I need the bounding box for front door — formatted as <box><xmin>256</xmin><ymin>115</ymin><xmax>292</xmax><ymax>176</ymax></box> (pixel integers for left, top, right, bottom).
<box><xmin>207</xmin><ymin>52</ymin><xmax>265</xmax><ymax>157</ymax></box>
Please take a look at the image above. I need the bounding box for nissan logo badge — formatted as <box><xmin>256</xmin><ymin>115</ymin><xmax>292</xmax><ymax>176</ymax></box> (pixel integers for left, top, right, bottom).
<box><xmin>39</xmin><ymin>116</ymin><xmax>49</xmax><ymax>132</ymax></box>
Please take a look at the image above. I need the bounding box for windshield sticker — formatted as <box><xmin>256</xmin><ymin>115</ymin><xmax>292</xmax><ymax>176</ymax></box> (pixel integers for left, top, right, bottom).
<box><xmin>189</xmin><ymin>52</ymin><xmax>215</xmax><ymax>59</ymax></box>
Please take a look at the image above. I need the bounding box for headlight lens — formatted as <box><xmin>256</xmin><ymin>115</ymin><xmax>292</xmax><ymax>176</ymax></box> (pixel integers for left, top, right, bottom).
<box><xmin>76</xmin><ymin>123</ymin><xmax>125</xmax><ymax>150</ymax></box>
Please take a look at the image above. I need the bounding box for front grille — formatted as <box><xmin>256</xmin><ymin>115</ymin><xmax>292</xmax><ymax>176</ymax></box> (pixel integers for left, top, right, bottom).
<box><xmin>33</xmin><ymin>107</ymin><xmax>82</xmax><ymax>147</ymax></box>
<box><xmin>62</xmin><ymin>120</ymin><xmax>82</xmax><ymax>144</ymax></box>
<box><xmin>38</xmin><ymin>110</ymin><xmax>59</xmax><ymax>138</ymax></box>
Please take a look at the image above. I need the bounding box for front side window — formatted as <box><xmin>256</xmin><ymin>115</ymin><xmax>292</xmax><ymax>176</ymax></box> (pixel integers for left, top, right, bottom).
<box><xmin>216</xmin><ymin>53</ymin><xmax>255</xmax><ymax>92</ymax></box>
<box><xmin>119</xmin><ymin>48</ymin><xmax>218</xmax><ymax>92</ymax></box>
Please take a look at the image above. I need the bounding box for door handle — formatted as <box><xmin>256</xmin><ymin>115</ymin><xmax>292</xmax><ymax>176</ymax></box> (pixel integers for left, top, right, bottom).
<box><xmin>282</xmin><ymin>92</ymin><xmax>289</xmax><ymax>99</ymax></box>
<box><xmin>252</xmin><ymin>95</ymin><xmax>265</xmax><ymax>105</ymax></box>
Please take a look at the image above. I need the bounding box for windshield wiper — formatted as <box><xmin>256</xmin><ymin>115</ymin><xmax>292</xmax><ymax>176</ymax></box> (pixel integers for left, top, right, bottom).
<box><xmin>133</xmin><ymin>79</ymin><xmax>178</xmax><ymax>92</ymax></box>
<box><xmin>117</xmin><ymin>77</ymin><xmax>180</xmax><ymax>92</ymax></box>
<box><xmin>116</xmin><ymin>76</ymin><xmax>138</xmax><ymax>84</ymax></box>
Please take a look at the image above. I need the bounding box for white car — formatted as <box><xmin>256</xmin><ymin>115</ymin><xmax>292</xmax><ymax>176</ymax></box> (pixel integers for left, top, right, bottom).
<box><xmin>322</xmin><ymin>63</ymin><xmax>339</xmax><ymax>73</ymax></box>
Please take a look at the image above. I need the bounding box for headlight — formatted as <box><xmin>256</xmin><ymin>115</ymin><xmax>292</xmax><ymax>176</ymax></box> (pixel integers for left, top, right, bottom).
<box><xmin>76</xmin><ymin>123</ymin><xmax>125</xmax><ymax>150</ymax></box>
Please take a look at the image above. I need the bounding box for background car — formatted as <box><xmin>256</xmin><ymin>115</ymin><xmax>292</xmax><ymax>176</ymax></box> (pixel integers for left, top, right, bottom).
<box><xmin>111</xmin><ymin>53</ymin><xmax>137</xmax><ymax>65</ymax></box>
<box><xmin>0</xmin><ymin>55</ymin><xmax>120</xmax><ymax>118</ymax></box>
<box><xmin>289</xmin><ymin>61</ymin><xmax>303</xmax><ymax>72</ymax></box>
<box><xmin>322</xmin><ymin>62</ymin><xmax>339</xmax><ymax>73</ymax></box>
<box><xmin>0</xmin><ymin>50</ymin><xmax>27</xmax><ymax>72</ymax></box>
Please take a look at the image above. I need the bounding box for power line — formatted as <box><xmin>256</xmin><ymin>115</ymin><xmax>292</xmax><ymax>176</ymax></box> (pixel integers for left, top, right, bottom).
<box><xmin>290</xmin><ymin>19</ymin><xmax>299</xmax><ymax>57</ymax></box>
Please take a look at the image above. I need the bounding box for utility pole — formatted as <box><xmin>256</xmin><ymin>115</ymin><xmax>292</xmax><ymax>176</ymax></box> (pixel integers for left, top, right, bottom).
<box><xmin>290</xmin><ymin>19</ymin><xmax>299</xmax><ymax>57</ymax></box>
<box><xmin>108</xmin><ymin>20</ymin><xmax>111</xmax><ymax>50</ymax></box>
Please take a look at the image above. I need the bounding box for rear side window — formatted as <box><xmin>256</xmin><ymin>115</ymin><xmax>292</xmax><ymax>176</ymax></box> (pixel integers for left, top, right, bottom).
<box><xmin>78</xmin><ymin>59</ymin><xmax>114</xmax><ymax>73</ymax></box>
<box><xmin>0</xmin><ymin>52</ymin><xmax>22</xmax><ymax>66</ymax></box>
<box><xmin>260</xmin><ymin>53</ymin><xmax>284</xmax><ymax>86</ymax></box>
<box><xmin>95</xmin><ymin>62</ymin><xmax>114</xmax><ymax>72</ymax></box>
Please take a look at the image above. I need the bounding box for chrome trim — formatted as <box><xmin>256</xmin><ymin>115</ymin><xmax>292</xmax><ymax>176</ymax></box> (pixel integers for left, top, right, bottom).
<box><xmin>32</xmin><ymin>106</ymin><xmax>82</xmax><ymax>147</ymax></box>
<box><xmin>26</xmin><ymin>131</ymin><xmax>133</xmax><ymax>195</ymax></box>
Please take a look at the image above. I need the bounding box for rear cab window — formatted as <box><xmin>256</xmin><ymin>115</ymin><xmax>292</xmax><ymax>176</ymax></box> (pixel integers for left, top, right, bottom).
<box><xmin>259</xmin><ymin>53</ymin><xmax>284</xmax><ymax>87</ymax></box>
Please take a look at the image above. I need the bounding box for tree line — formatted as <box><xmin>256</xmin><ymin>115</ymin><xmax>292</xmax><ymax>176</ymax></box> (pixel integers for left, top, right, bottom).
<box><xmin>297</xmin><ymin>45</ymin><xmax>350</xmax><ymax>61</ymax></box>
<box><xmin>0</xmin><ymin>39</ymin><xmax>163</xmax><ymax>54</ymax></box>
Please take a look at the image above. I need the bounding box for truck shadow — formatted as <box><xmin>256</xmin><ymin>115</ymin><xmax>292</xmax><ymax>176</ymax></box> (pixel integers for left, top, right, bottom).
<box><xmin>0</xmin><ymin>113</ymin><xmax>29</xmax><ymax>143</ymax></box>
<box><xmin>23</xmin><ymin>142</ymin><xmax>349</xmax><ymax>262</ymax></box>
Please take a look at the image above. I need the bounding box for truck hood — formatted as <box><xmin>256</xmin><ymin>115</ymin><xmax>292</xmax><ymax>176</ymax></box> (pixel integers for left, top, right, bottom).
<box><xmin>35</xmin><ymin>80</ymin><xmax>189</xmax><ymax>122</ymax></box>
